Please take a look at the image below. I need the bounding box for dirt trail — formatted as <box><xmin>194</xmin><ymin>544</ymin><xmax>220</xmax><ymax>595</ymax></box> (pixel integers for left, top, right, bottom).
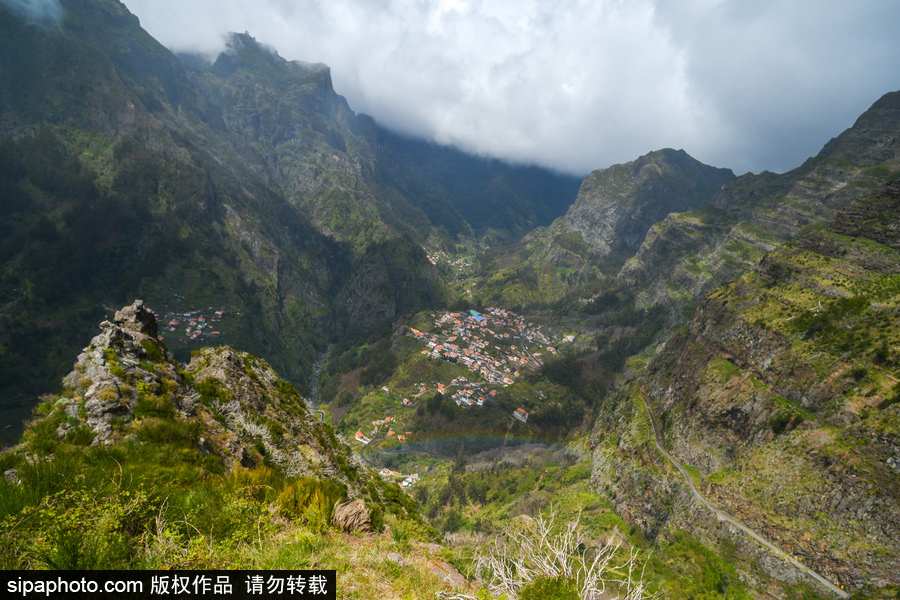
<box><xmin>639</xmin><ymin>389</ymin><xmax>849</xmax><ymax>599</ymax></box>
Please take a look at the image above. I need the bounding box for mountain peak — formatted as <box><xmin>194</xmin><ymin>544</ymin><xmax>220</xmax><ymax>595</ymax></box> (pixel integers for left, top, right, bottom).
<box><xmin>556</xmin><ymin>148</ymin><xmax>734</xmax><ymax>257</ymax></box>
<box><xmin>211</xmin><ymin>31</ymin><xmax>331</xmax><ymax>84</ymax></box>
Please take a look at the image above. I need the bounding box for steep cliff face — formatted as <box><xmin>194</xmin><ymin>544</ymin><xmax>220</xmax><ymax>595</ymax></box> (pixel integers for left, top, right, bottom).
<box><xmin>554</xmin><ymin>149</ymin><xmax>733</xmax><ymax>259</ymax></box>
<box><xmin>620</xmin><ymin>91</ymin><xmax>900</xmax><ymax>308</ymax></box>
<box><xmin>473</xmin><ymin>149</ymin><xmax>732</xmax><ymax>306</ymax></box>
<box><xmin>182</xmin><ymin>33</ymin><xmax>418</xmax><ymax>253</ymax></box>
<box><xmin>620</xmin><ymin>185</ymin><xmax>900</xmax><ymax>591</ymax></box>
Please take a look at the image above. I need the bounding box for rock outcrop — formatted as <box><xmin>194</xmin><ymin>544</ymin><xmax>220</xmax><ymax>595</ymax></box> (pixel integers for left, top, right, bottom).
<box><xmin>60</xmin><ymin>300</ymin><xmax>182</xmax><ymax>444</ymax></box>
<box><xmin>50</xmin><ymin>300</ymin><xmax>370</xmax><ymax>490</ymax></box>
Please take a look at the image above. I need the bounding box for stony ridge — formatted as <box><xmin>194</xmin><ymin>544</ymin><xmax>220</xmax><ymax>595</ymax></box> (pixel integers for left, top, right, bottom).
<box><xmin>49</xmin><ymin>300</ymin><xmax>371</xmax><ymax>488</ymax></box>
<box><xmin>558</xmin><ymin>149</ymin><xmax>733</xmax><ymax>258</ymax></box>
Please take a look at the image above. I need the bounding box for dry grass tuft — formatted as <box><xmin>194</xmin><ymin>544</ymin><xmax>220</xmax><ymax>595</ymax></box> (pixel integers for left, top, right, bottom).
<box><xmin>332</xmin><ymin>499</ymin><xmax>372</xmax><ymax>533</ymax></box>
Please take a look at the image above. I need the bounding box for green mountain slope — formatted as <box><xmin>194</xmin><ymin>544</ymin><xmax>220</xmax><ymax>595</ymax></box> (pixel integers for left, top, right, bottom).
<box><xmin>0</xmin><ymin>0</ymin><xmax>577</xmax><ymax>441</ymax></box>
<box><xmin>546</xmin><ymin>148</ymin><xmax>734</xmax><ymax>261</ymax></box>
<box><xmin>373</xmin><ymin>128</ymin><xmax>583</xmax><ymax>242</ymax></box>
<box><xmin>620</xmin><ymin>91</ymin><xmax>900</xmax><ymax>308</ymax></box>
<box><xmin>471</xmin><ymin>148</ymin><xmax>733</xmax><ymax>307</ymax></box>
<box><xmin>590</xmin><ymin>183</ymin><xmax>900</xmax><ymax>596</ymax></box>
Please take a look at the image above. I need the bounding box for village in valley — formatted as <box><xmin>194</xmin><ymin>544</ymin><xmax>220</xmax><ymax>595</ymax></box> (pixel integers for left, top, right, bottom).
<box><xmin>349</xmin><ymin>306</ymin><xmax>576</xmax><ymax>487</ymax></box>
<box><xmin>412</xmin><ymin>307</ymin><xmax>563</xmax><ymax>387</ymax></box>
<box><xmin>160</xmin><ymin>308</ymin><xmax>227</xmax><ymax>342</ymax></box>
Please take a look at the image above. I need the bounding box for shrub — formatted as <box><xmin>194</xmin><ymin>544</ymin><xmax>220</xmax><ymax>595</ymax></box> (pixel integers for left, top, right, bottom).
<box><xmin>140</xmin><ymin>339</ymin><xmax>165</xmax><ymax>363</ymax></box>
<box><xmin>519</xmin><ymin>575</ymin><xmax>581</xmax><ymax>600</ymax></box>
<box><xmin>332</xmin><ymin>499</ymin><xmax>372</xmax><ymax>533</ymax></box>
<box><xmin>476</xmin><ymin>514</ymin><xmax>655</xmax><ymax>600</ymax></box>
<box><xmin>64</xmin><ymin>424</ymin><xmax>96</xmax><ymax>446</ymax></box>
<box><xmin>277</xmin><ymin>478</ymin><xmax>347</xmax><ymax>525</ymax></box>
<box><xmin>135</xmin><ymin>418</ymin><xmax>200</xmax><ymax>446</ymax></box>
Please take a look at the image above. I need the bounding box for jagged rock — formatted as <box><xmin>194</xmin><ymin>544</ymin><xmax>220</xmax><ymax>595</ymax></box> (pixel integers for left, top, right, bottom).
<box><xmin>888</xmin><ymin>455</ymin><xmax>900</xmax><ymax>474</ymax></box>
<box><xmin>114</xmin><ymin>299</ymin><xmax>159</xmax><ymax>338</ymax></box>
<box><xmin>3</xmin><ymin>468</ymin><xmax>17</xmax><ymax>483</ymax></box>
<box><xmin>59</xmin><ymin>300</ymin><xmax>176</xmax><ymax>444</ymax></box>
<box><xmin>757</xmin><ymin>553</ymin><xmax>804</xmax><ymax>585</ymax></box>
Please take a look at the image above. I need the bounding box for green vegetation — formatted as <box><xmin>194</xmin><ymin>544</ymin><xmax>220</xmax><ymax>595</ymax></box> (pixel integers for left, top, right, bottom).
<box><xmin>4</xmin><ymin>5</ymin><xmax>900</xmax><ymax>596</ymax></box>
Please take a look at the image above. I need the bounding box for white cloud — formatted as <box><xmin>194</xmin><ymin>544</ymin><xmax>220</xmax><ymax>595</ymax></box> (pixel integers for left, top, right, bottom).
<box><xmin>121</xmin><ymin>0</ymin><xmax>900</xmax><ymax>175</ymax></box>
<box><xmin>2</xmin><ymin>0</ymin><xmax>62</xmax><ymax>23</ymax></box>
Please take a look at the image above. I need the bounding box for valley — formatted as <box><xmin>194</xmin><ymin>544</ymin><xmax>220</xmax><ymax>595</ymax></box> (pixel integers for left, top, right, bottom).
<box><xmin>0</xmin><ymin>1</ymin><xmax>898</xmax><ymax>599</ymax></box>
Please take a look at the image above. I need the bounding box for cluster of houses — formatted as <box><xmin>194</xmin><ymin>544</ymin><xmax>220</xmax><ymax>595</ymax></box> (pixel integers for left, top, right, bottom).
<box><xmin>355</xmin><ymin>414</ymin><xmax>413</xmax><ymax>444</ymax></box>
<box><xmin>377</xmin><ymin>469</ymin><xmax>421</xmax><ymax>488</ymax></box>
<box><xmin>426</xmin><ymin>250</ymin><xmax>474</xmax><ymax>271</ymax></box>
<box><xmin>409</xmin><ymin>308</ymin><xmax>558</xmax><ymax>386</ymax></box>
<box><xmin>160</xmin><ymin>308</ymin><xmax>226</xmax><ymax>342</ymax></box>
<box><xmin>448</xmin><ymin>376</ymin><xmax>497</xmax><ymax>407</ymax></box>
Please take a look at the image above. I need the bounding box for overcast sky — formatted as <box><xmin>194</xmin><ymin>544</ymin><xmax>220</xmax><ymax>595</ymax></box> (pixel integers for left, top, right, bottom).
<box><xmin>119</xmin><ymin>0</ymin><xmax>899</xmax><ymax>176</ymax></box>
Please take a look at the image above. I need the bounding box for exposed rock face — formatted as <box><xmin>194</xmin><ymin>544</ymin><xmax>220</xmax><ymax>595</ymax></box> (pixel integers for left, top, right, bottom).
<box><xmin>557</xmin><ymin>149</ymin><xmax>734</xmax><ymax>257</ymax></box>
<box><xmin>113</xmin><ymin>299</ymin><xmax>159</xmax><ymax>338</ymax></box>
<box><xmin>61</xmin><ymin>300</ymin><xmax>179</xmax><ymax>444</ymax></box>
<box><xmin>516</xmin><ymin>149</ymin><xmax>733</xmax><ymax>275</ymax></box>
<box><xmin>620</xmin><ymin>91</ymin><xmax>900</xmax><ymax>309</ymax></box>
<box><xmin>829</xmin><ymin>180</ymin><xmax>900</xmax><ymax>249</ymax></box>
<box><xmin>600</xmin><ymin>189</ymin><xmax>900</xmax><ymax>592</ymax></box>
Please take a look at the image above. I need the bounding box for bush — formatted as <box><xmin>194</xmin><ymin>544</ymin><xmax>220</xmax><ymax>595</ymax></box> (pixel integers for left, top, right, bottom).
<box><xmin>141</xmin><ymin>339</ymin><xmax>165</xmax><ymax>363</ymax></box>
<box><xmin>135</xmin><ymin>418</ymin><xmax>200</xmax><ymax>446</ymax></box>
<box><xmin>477</xmin><ymin>514</ymin><xmax>655</xmax><ymax>600</ymax></box>
<box><xmin>519</xmin><ymin>575</ymin><xmax>581</xmax><ymax>600</ymax></box>
<box><xmin>277</xmin><ymin>478</ymin><xmax>347</xmax><ymax>525</ymax></box>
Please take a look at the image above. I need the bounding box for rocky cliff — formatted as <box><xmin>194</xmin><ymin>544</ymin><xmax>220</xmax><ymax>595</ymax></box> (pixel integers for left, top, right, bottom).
<box><xmin>548</xmin><ymin>149</ymin><xmax>733</xmax><ymax>262</ymax></box>
<box><xmin>593</xmin><ymin>184</ymin><xmax>900</xmax><ymax>595</ymax></box>
<box><xmin>619</xmin><ymin>91</ymin><xmax>900</xmax><ymax>309</ymax></box>
<box><xmin>51</xmin><ymin>300</ymin><xmax>368</xmax><ymax>484</ymax></box>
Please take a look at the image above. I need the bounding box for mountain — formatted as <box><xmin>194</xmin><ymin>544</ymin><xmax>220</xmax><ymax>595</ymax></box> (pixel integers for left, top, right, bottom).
<box><xmin>0</xmin><ymin>300</ymin><xmax>432</xmax><ymax>574</ymax></box>
<box><xmin>0</xmin><ymin>0</ymin><xmax>357</xmax><ymax>437</ymax></box>
<box><xmin>0</xmin><ymin>0</ymin><xmax>577</xmax><ymax>442</ymax></box>
<box><xmin>3</xmin><ymin>1</ymin><xmax>900</xmax><ymax>596</ymax></box>
<box><xmin>471</xmin><ymin>148</ymin><xmax>733</xmax><ymax>307</ymax></box>
<box><xmin>180</xmin><ymin>33</ymin><xmax>582</xmax><ymax>248</ymax></box>
<box><xmin>373</xmin><ymin>127</ymin><xmax>583</xmax><ymax>242</ymax></box>
<box><xmin>545</xmin><ymin>149</ymin><xmax>734</xmax><ymax>262</ymax></box>
<box><xmin>620</xmin><ymin>91</ymin><xmax>900</xmax><ymax>307</ymax></box>
<box><xmin>589</xmin><ymin>182</ymin><xmax>900</xmax><ymax>594</ymax></box>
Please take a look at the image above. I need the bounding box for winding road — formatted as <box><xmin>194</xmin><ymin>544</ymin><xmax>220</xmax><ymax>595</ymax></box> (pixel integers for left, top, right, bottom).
<box><xmin>639</xmin><ymin>391</ymin><xmax>849</xmax><ymax>599</ymax></box>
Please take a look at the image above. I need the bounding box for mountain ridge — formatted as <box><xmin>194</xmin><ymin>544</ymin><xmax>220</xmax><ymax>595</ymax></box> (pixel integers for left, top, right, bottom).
<box><xmin>620</xmin><ymin>90</ymin><xmax>900</xmax><ymax>308</ymax></box>
<box><xmin>0</xmin><ymin>0</ymin><xmax>576</xmax><ymax>436</ymax></box>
